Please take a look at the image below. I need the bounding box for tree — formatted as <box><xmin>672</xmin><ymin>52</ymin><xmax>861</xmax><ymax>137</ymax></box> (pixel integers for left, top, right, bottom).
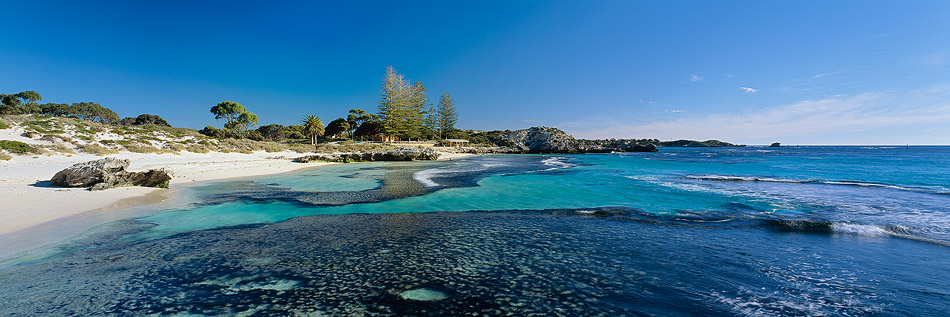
<box><xmin>69</xmin><ymin>102</ymin><xmax>119</xmax><ymax>124</ymax></box>
<box><xmin>377</xmin><ymin>67</ymin><xmax>430</xmax><ymax>141</ymax></box>
<box><xmin>0</xmin><ymin>93</ymin><xmax>22</xmax><ymax>114</ymax></box>
<box><xmin>437</xmin><ymin>92</ymin><xmax>458</xmax><ymax>139</ymax></box>
<box><xmin>120</xmin><ymin>114</ymin><xmax>171</xmax><ymax>126</ymax></box>
<box><xmin>257</xmin><ymin>124</ymin><xmax>287</xmax><ymax>141</ymax></box>
<box><xmin>38</xmin><ymin>103</ymin><xmax>71</xmax><ymax>117</ymax></box>
<box><xmin>233</xmin><ymin>112</ymin><xmax>259</xmax><ymax>133</ymax></box>
<box><xmin>324</xmin><ymin>118</ymin><xmax>350</xmax><ymax>139</ymax></box>
<box><xmin>302</xmin><ymin>115</ymin><xmax>324</xmax><ymax>146</ymax></box>
<box><xmin>346</xmin><ymin>108</ymin><xmax>366</xmax><ymax>139</ymax></box>
<box><xmin>405</xmin><ymin>81</ymin><xmax>428</xmax><ymax>140</ymax></box>
<box><xmin>284</xmin><ymin>124</ymin><xmax>306</xmax><ymax>139</ymax></box>
<box><xmin>423</xmin><ymin>104</ymin><xmax>437</xmax><ymax>139</ymax></box>
<box><xmin>16</xmin><ymin>91</ymin><xmax>41</xmax><ymax>106</ymax></box>
<box><xmin>354</xmin><ymin>120</ymin><xmax>383</xmax><ymax>140</ymax></box>
<box><xmin>379</xmin><ymin>66</ymin><xmax>409</xmax><ymax>140</ymax></box>
<box><xmin>210</xmin><ymin>101</ymin><xmax>248</xmax><ymax>127</ymax></box>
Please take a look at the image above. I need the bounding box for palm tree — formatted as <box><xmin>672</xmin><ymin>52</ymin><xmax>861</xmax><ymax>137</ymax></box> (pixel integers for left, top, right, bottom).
<box><xmin>302</xmin><ymin>115</ymin><xmax>324</xmax><ymax>148</ymax></box>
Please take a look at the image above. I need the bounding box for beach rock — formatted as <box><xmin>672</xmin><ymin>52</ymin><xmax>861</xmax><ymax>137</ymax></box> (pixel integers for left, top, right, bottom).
<box><xmin>51</xmin><ymin>157</ymin><xmax>173</xmax><ymax>190</ymax></box>
<box><xmin>294</xmin><ymin>148</ymin><xmax>440</xmax><ymax>163</ymax></box>
<box><xmin>51</xmin><ymin>157</ymin><xmax>130</xmax><ymax>187</ymax></box>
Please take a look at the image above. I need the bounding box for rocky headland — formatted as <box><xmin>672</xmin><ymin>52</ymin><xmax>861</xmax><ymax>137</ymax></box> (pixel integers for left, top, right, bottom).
<box><xmin>439</xmin><ymin>126</ymin><xmax>740</xmax><ymax>154</ymax></box>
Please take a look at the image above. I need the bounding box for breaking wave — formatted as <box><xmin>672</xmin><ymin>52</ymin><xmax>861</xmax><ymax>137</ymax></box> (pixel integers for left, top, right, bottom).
<box><xmin>686</xmin><ymin>175</ymin><xmax>950</xmax><ymax>195</ymax></box>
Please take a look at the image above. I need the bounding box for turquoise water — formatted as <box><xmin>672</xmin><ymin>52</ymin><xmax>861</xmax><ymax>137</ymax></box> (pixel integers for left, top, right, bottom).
<box><xmin>1</xmin><ymin>147</ymin><xmax>949</xmax><ymax>315</ymax></box>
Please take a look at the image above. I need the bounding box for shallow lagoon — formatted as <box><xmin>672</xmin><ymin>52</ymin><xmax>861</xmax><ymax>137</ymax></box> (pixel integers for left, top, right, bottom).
<box><xmin>2</xmin><ymin>147</ymin><xmax>950</xmax><ymax>315</ymax></box>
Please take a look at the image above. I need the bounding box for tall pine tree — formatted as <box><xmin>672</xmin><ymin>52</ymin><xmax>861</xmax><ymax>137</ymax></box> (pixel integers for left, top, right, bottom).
<box><xmin>437</xmin><ymin>92</ymin><xmax>458</xmax><ymax>139</ymax></box>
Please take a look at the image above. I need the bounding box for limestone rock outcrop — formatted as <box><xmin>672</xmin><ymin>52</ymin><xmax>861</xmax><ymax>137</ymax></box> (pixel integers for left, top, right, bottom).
<box><xmin>51</xmin><ymin>157</ymin><xmax>172</xmax><ymax>190</ymax></box>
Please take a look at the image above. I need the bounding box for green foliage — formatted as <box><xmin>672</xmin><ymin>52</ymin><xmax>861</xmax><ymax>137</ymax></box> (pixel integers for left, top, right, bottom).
<box><xmin>302</xmin><ymin>115</ymin><xmax>325</xmax><ymax>145</ymax></box>
<box><xmin>376</xmin><ymin>67</ymin><xmax>445</xmax><ymax>140</ymax></box>
<box><xmin>120</xmin><ymin>114</ymin><xmax>171</xmax><ymax>127</ymax></box>
<box><xmin>77</xmin><ymin>143</ymin><xmax>120</xmax><ymax>156</ymax></box>
<box><xmin>245</xmin><ymin>130</ymin><xmax>265</xmax><ymax>141</ymax></box>
<box><xmin>324</xmin><ymin>118</ymin><xmax>350</xmax><ymax>138</ymax></box>
<box><xmin>0</xmin><ymin>140</ymin><xmax>40</xmax><ymax>155</ymax></box>
<box><xmin>210</xmin><ymin>101</ymin><xmax>247</xmax><ymax>124</ymax></box>
<box><xmin>284</xmin><ymin>124</ymin><xmax>306</xmax><ymax>139</ymax></box>
<box><xmin>68</xmin><ymin>102</ymin><xmax>120</xmax><ymax>124</ymax></box>
<box><xmin>354</xmin><ymin>120</ymin><xmax>383</xmax><ymax>140</ymax></box>
<box><xmin>199</xmin><ymin>126</ymin><xmax>226</xmax><ymax>138</ymax></box>
<box><xmin>437</xmin><ymin>92</ymin><xmax>458</xmax><ymax>139</ymax></box>
<box><xmin>17</xmin><ymin>91</ymin><xmax>42</xmax><ymax>105</ymax></box>
<box><xmin>0</xmin><ymin>152</ymin><xmax>11</xmax><ymax>161</ymax></box>
<box><xmin>0</xmin><ymin>120</ymin><xmax>8</xmax><ymax>130</ymax></box>
<box><xmin>257</xmin><ymin>124</ymin><xmax>286</xmax><ymax>141</ymax></box>
<box><xmin>0</xmin><ymin>91</ymin><xmax>41</xmax><ymax>115</ymax></box>
<box><xmin>234</xmin><ymin>111</ymin><xmax>259</xmax><ymax>132</ymax></box>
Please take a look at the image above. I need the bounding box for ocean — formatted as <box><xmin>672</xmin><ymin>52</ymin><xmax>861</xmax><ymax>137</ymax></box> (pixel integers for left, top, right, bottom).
<box><xmin>1</xmin><ymin>146</ymin><xmax>949</xmax><ymax>315</ymax></box>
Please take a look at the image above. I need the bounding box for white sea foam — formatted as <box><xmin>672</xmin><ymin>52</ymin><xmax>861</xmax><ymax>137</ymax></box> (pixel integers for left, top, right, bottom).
<box><xmin>830</xmin><ymin>223</ymin><xmax>890</xmax><ymax>237</ymax></box>
<box><xmin>686</xmin><ymin>174</ymin><xmax>950</xmax><ymax>195</ymax></box>
<box><xmin>412</xmin><ymin>168</ymin><xmax>443</xmax><ymax>187</ymax></box>
<box><xmin>539</xmin><ymin>156</ymin><xmax>576</xmax><ymax>172</ymax></box>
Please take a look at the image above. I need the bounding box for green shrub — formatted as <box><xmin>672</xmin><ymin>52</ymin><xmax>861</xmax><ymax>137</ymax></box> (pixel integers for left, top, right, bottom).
<box><xmin>0</xmin><ymin>140</ymin><xmax>40</xmax><ymax>155</ymax></box>
<box><xmin>78</xmin><ymin>144</ymin><xmax>120</xmax><ymax>156</ymax></box>
<box><xmin>0</xmin><ymin>152</ymin><xmax>11</xmax><ymax>161</ymax></box>
<box><xmin>0</xmin><ymin>121</ymin><xmax>9</xmax><ymax>130</ymax></box>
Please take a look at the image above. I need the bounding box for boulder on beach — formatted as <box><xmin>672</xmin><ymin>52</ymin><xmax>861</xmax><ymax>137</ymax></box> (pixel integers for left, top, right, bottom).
<box><xmin>51</xmin><ymin>157</ymin><xmax>173</xmax><ymax>191</ymax></box>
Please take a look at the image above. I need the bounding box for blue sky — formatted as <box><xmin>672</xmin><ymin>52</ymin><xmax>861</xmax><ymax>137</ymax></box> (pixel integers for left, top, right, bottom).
<box><xmin>1</xmin><ymin>0</ymin><xmax>948</xmax><ymax>144</ymax></box>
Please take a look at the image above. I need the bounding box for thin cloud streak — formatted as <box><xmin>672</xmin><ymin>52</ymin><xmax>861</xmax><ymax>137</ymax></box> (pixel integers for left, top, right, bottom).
<box><xmin>690</xmin><ymin>74</ymin><xmax>704</xmax><ymax>82</ymax></box>
<box><xmin>740</xmin><ymin>86</ymin><xmax>758</xmax><ymax>93</ymax></box>
<box><xmin>563</xmin><ymin>85</ymin><xmax>950</xmax><ymax>144</ymax></box>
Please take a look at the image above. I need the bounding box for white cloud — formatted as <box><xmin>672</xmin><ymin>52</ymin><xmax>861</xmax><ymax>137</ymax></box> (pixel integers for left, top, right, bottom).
<box><xmin>725</xmin><ymin>74</ymin><xmax>734</xmax><ymax>78</ymax></box>
<box><xmin>740</xmin><ymin>86</ymin><xmax>758</xmax><ymax>93</ymax></box>
<box><xmin>690</xmin><ymin>74</ymin><xmax>704</xmax><ymax>82</ymax></box>
<box><xmin>560</xmin><ymin>84</ymin><xmax>950</xmax><ymax>144</ymax></box>
<box><xmin>669</xmin><ymin>110</ymin><xmax>685</xmax><ymax>113</ymax></box>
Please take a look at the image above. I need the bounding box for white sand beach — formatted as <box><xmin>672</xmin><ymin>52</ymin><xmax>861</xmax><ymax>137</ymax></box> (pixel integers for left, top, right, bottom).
<box><xmin>0</xmin><ymin>151</ymin><xmax>333</xmax><ymax>237</ymax></box>
<box><xmin>0</xmin><ymin>150</ymin><xmax>473</xmax><ymax>239</ymax></box>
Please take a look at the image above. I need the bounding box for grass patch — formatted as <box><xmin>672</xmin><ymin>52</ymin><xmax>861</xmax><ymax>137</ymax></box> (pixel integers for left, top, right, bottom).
<box><xmin>124</xmin><ymin>142</ymin><xmax>173</xmax><ymax>154</ymax></box>
<box><xmin>42</xmin><ymin>144</ymin><xmax>76</xmax><ymax>155</ymax></box>
<box><xmin>163</xmin><ymin>143</ymin><xmax>186</xmax><ymax>153</ymax></box>
<box><xmin>0</xmin><ymin>140</ymin><xmax>41</xmax><ymax>155</ymax></box>
<box><xmin>78</xmin><ymin>144</ymin><xmax>120</xmax><ymax>156</ymax></box>
<box><xmin>0</xmin><ymin>121</ymin><xmax>9</xmax><ymax>130</ymax></box>
<box><xmin>185</xmin><ymin>143</ymin><xmax>214</xmax><ymax>153</ymax></box>
<box><xmin>0</xmin><ymin>152</ymin><xmax>11</xmax><ymax>161</ymax></box>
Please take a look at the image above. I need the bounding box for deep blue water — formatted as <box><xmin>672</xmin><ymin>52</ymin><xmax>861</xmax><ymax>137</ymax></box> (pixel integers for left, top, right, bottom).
<box><xmin>1</xmin><ymin>146</ymin><xmax>949</xmax><ymax>315</ymax></box>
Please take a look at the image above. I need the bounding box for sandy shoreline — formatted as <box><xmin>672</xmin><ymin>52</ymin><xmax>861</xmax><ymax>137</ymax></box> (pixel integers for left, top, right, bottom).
<box><xmin>0</xmin><ymin>150</ymin><xmax>473</xmax><ymax>240</ymax></box>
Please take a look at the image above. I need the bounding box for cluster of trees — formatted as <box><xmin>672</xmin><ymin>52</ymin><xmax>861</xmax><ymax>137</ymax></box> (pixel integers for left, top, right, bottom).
<box><xmin>1</xmin><ymin>90</ymin><xmax>122</xmax><ymax>124</ymax></box>
<box><xmin>377</xmin><ymin>66</ymin><xmax>458</xmax><ymax>140</ymax></box>
<box><xmin>119</xmin><ymin>114</ymin><xmax>171</xmax><ymax>127</ymax></box>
